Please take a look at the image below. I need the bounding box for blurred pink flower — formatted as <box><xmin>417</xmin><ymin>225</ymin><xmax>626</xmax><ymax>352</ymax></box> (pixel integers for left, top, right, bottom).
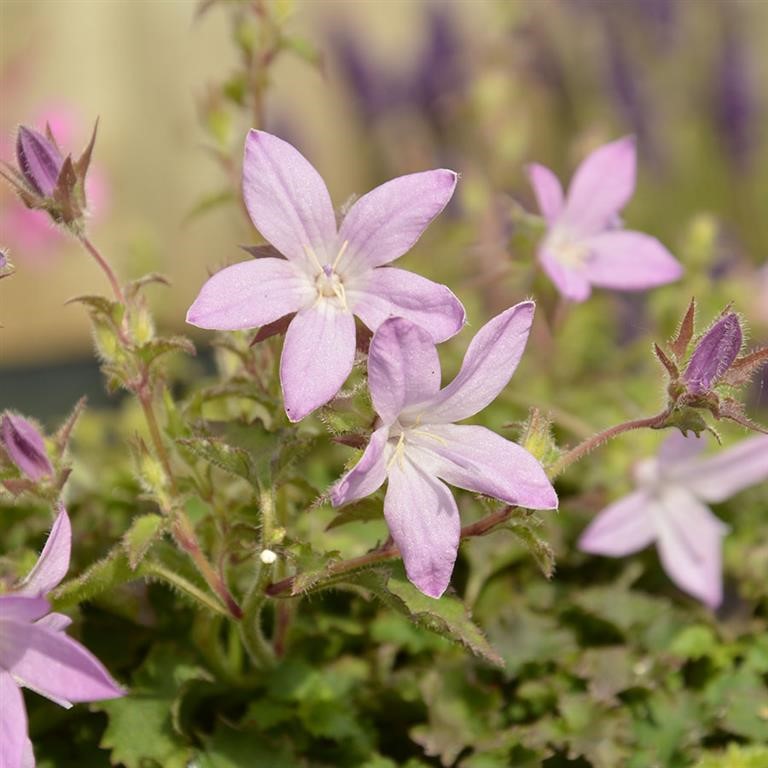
<box><xmin>579</xmin><ymin>432</ymin><xmax>768</xmax><ymax>607</ymax></box>
<box><xmin>527</xmin><ymin>137</ymin><xmax>682</xmax><ymax>302</ymax></box>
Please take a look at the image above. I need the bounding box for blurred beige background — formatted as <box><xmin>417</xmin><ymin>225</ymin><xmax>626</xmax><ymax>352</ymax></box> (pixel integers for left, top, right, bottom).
<box><xmin>0</xmin><ymin>0</ymin><xmax>497</xmax><ymax>366</ymax></box>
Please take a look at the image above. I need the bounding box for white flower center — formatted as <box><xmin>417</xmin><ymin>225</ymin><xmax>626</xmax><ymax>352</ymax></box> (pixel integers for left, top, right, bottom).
<box><xmin>547</xmin><ymin>229</ymin><xmax>591</xmax><ymax>269</ymax></box>
<box><xmin>304</xmin><ymin>240</ymin><xmax>350</xmax><ymax>310</ymax></box>
<box><xmin>386</xmin><ymin>421</ymin><xmax>447</xmax><ymax>470</ymax></box>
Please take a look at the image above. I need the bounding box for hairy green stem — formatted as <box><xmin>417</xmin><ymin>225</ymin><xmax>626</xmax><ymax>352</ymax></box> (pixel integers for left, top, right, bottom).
<box><xmin>240</xmin><ymin>562</ymin><xmax>276</xmax><ymax>668</ymax></box>
<box><xmin>140</xmin><ymin>379</ymin><xmax>242</xmax><ymax>619</ymax></box>
<box><xmin>548</xmin><ymin>411</ymin><xmax>669</xmax><ymax>479</ymax></box>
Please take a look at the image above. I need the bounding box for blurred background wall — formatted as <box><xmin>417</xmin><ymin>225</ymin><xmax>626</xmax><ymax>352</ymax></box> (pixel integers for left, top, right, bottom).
<box><xmin>2</xmin><ymin>0</ymin><xmax>767</xmax><ymax>418</ymax></box>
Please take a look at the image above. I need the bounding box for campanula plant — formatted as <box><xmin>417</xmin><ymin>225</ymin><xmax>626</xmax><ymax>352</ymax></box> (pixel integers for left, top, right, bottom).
<box><xmin>1</xmin><ymin>2</ymin><xmax>768</xmax><ymax>766</ymax></box>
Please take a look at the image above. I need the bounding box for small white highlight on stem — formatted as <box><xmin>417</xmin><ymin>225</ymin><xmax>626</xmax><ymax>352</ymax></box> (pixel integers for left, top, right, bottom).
<box><xmin>260</xmin><ymin>549</ymin><xmax>278</xmax><ymax>565</ymax></box>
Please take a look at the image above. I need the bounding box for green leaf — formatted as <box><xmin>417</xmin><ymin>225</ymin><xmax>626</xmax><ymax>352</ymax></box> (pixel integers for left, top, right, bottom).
<box><xmin>410</xmin><ymin>665</ymin><xmax>503</xmax><ymax>766</ymax></box>
<box><xmin>695</xmin><ymin>745</ymin><xmax>768</xmax><ymax>768</ymax></box>
<box><xmin>385</xmin><ymin>572</ymin><xmax>504</xmax><ymax>668</ymax></box>
<box><xmin>98</xmin><ymin>645</ymin><xmax>208</xmax><ymax>768</ymax></box>
<box><xmin>137</xmin><ymin>336</ymin><xmax>196</xmax><ymax>368</ymax></box>
<box><xmin>177</xmin><ymin>436</ymin><xmax>258</xmax><ymax>487</ymax></box>
<box><xmin>504</xmin><ymin>512</ymin><xmax>555</xmax><ymax>579</ymax></box>
<box><xmin>198</xmin><ymin>725</ymin><xmax>297</xmax><ymax>768</ymax></box>
<box><xmin>325</xmin><ymin>496</ymin><xmax>382</xmax><ymax>530</ymax></box>
<box><xmin>122</xmin><ymin>513</ymin><xmax>165</xmax><ymax>569</ymax></box>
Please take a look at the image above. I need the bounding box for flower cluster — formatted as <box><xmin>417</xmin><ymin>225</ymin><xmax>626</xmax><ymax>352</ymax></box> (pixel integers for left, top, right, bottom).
<box><xmin>185</xmin><ymin>131</ymin><xmax>749</xmax><ymax>600</ymax></box>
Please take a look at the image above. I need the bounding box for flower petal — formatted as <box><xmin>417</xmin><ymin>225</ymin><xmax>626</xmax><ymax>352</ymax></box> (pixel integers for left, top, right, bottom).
<box><xmin>0</xmin><ymin>596</ymin><xmax>50</xmax><ymax>623</ymax></box>
<box><xmin>347</xmin><ymin>267</ymin><xmax>465</xmax><ymax>342</ymax></box>
<box><xmin>408</xmin><ymin>425</ymin><xmax>557</xmax><ymax>509</ymax></box>
<box><xmin>414</xmin><ymin>301</ymin><xmax>535</xmax><ymax>423</ymax></box>
<box><xmin>243</xmin><ymin>130</ymin><xmax>338</xmax><ymax>272</ymax></box>
<box><xmin>337</xmin><ymin>169</ymin><xmax>457</xmax><ymax>274</ymax></box>
<box><xmin>0</xmin><ymin>670</ymin><xmax>27</xmax><ymax>768</ymax></box>
<box><xmin>384</xmin><ymin>458</ymin><xmax>460</xmax><ymax>598</ymax></box>
<box><xmin>578</xmin><ymin>491</ymin><xmax>656</xmax><ymax>556</ymax></box>
<box><xmin>185</xmin><ymin>257</ymin><xmax>311</xmax><ymax>331</ymax></box>
<box><xmin>0</xmin><ymin>619</ymin><xmax>125</xmax><ymax>705</ymax></box>
<box><xmin>331</xmin><ymin>426</ymin><xmax>393</xmax><ymax>507</ymax></box>
<box><xmin>367</xmin><ymin>318</ymin><xmax>442</xmax><ymax>424</ymax></box>
<box><xmin>671</xmin><ymin>435</ymin><xmax>768</xmax><ymax>504</ymax></box>
<box><xmin>657</xmin><ymin>431</ymin><xmax>706</xmax><ymax>467</ymax></box>
<box><xmin>562</xmin><ymin>136</ymin><xmax>636</xmax><ymax>236</ymax></box>
<box><xmin>18</xmin><ymin>504</ymin><xmax>70</xmax><ymax>597</ymax></box>
<box><xmin>538</xmin><ymin>247</ymin><xmax>592</xmax><ymax>302</ymax></box>
<box><xmin>36</xmin><ymin>612</ymin><xmax>73</xmax><ymax>632</ymax></box>
<box><xmin>654</xmin><ymin>487</ymin><xmax>727</xmax><ymax>608</ymax></box>
<box><xmin>582</xmin><ymin>231</ymin><xmax>683</xmax><ymax>291</ymax></box>
<box><xmin>526</xmin><ymin>163</ymin><xmax>564</xmax><ymax>223</ymax></box>
<box><xmin>280</xmin><ymin>304</ymin><xmax>356</xmax><ymax>422</ymax></box>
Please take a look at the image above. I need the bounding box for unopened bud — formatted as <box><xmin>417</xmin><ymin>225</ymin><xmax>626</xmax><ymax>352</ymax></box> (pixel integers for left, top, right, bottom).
<box><xmin>1</xmin><ymin>413</ymin><xmax>54</xmax><ymax>481</ymax></box>
<box><xmin>683</xmin><ymin>312</ymin><xmax>742</xmax><ymax>393</ymax></box>
<box><xmin>16</xmin><ymin>126</ymin><xmax>63</xmax><ymax>197</ymax></box>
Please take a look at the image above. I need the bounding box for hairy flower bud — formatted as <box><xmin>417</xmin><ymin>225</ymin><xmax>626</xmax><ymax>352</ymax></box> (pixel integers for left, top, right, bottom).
<box><xmin>1</xmin><ymin>413</ymin><xmax>54</xmax><ymax>481</ymax></box>
<box><xmin>15</xmin><ymin>126</ymin><xmax>64</xmax><ymax>197</ymax></box>
<box><xmin>1</xmin><ymin>119</ymin><xmax>99</xmax><ymax>233</ymax></box>
<box><xmin>683</xmin><ymin>312</ymin><xmax>742</xmax><ymax>393</ymax></box>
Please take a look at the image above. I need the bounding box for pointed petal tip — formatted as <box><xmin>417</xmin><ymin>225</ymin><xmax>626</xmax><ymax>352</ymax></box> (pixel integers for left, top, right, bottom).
<box><xmin>410</xmin><ymin>572</ymin><xmax>450</xmax><ymax>599</ymax></box>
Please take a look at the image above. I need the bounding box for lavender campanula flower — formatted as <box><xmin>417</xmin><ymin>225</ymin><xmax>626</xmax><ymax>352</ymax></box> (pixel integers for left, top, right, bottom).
<box><xmin>187</xmin><ymin>131</ymin><xmax>466</xmax><ymax>422</ymax></box>
<box><xmin>15</xmin><ymin>126</ymin><xmax>64</xmax><ymax>197</ymax></box>
<box><xmin>331</xmin><ymin>302</ymin><xmax>557</xmax><ymax>598</ymax></box>
<box><xmin>527</xmin><ymin>137</ymin><xmax>682</xmax><ymax>302</ymax></box>
<box><xmin>683</xmin><ymin>312</ymin><xmax>742</xmax><ymax>394</ymax></box>
<box><xmin>580</xmin><ymin>432</ymin><xmax>768</xmax><ymax>607</ymax></box>
<box><xmin>1</xmin><ymin>413</ymin><xmax>54</xmax><ymax>481</ymax></box>
<box><xmin>0</xmin><ymin>506</ymin><xmax>124</xmax><ymax>768</ymax></box>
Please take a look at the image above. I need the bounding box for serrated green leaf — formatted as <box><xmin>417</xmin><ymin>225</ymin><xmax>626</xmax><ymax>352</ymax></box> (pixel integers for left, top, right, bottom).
<box><xmin>385</xmin><ymin>573</ymin><xmax>504</xmax><ymax>668</ymax></box>
<box><xmin>97</xmin><ymin>646</ymin><xmax>208</xmax><ymax>768</ymax></box>
<box><xmin>137</xmin><ymin>336</ymin><xmax>196</xmax><ymax>368</ymax></box>
<box><xmin>326</xmin><ymin>496</ymin><xmax>382</xmax><ymax>530</ymax></box>
<box><xmin>177</xmin><ymin>436</ymin><xmax>257</xmax><ymax>487</ymax></box>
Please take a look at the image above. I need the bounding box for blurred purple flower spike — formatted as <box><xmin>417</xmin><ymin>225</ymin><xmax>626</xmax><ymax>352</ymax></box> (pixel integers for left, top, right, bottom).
<box><xmin>331</xmin><ymin>303</ymin><xmax>557</xmax><ymax>598</ymax></box>
<box><xmin>0</xmin><ymin>505</ymin><xmax>124</xmax><ymax>768</ymax></box>
<box><xmin>1</xmin><ymin>412</ymin><xmax>54</xmax><ymax>481</ymax></box>
<box><xmin>187</xmin><ymin>131</ymin><xmax>466</xmax><ymax>422</ymax></box>
<box><xmin>527</xmin><ymin>137</ymin><xmax>683</xmax><ymax>302</ymax></box>
<box><xmin>15</xmin><ymin>126</ymin><xmax>64</xmax><ymax>197</ymax></box>
<box><xmin>580</xmin><ymin>432</ymin><xmax>768</xmax><ymax>608</ymax></box>
<box><xmin>683</xmin><ymin>312</ymin><xmax>742</xmax><ymax>394</ymax></box>
<box><xmin>714</xmin><ymin>22</ymin><xmax>758</xmax><ymax>173</ymax></box>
